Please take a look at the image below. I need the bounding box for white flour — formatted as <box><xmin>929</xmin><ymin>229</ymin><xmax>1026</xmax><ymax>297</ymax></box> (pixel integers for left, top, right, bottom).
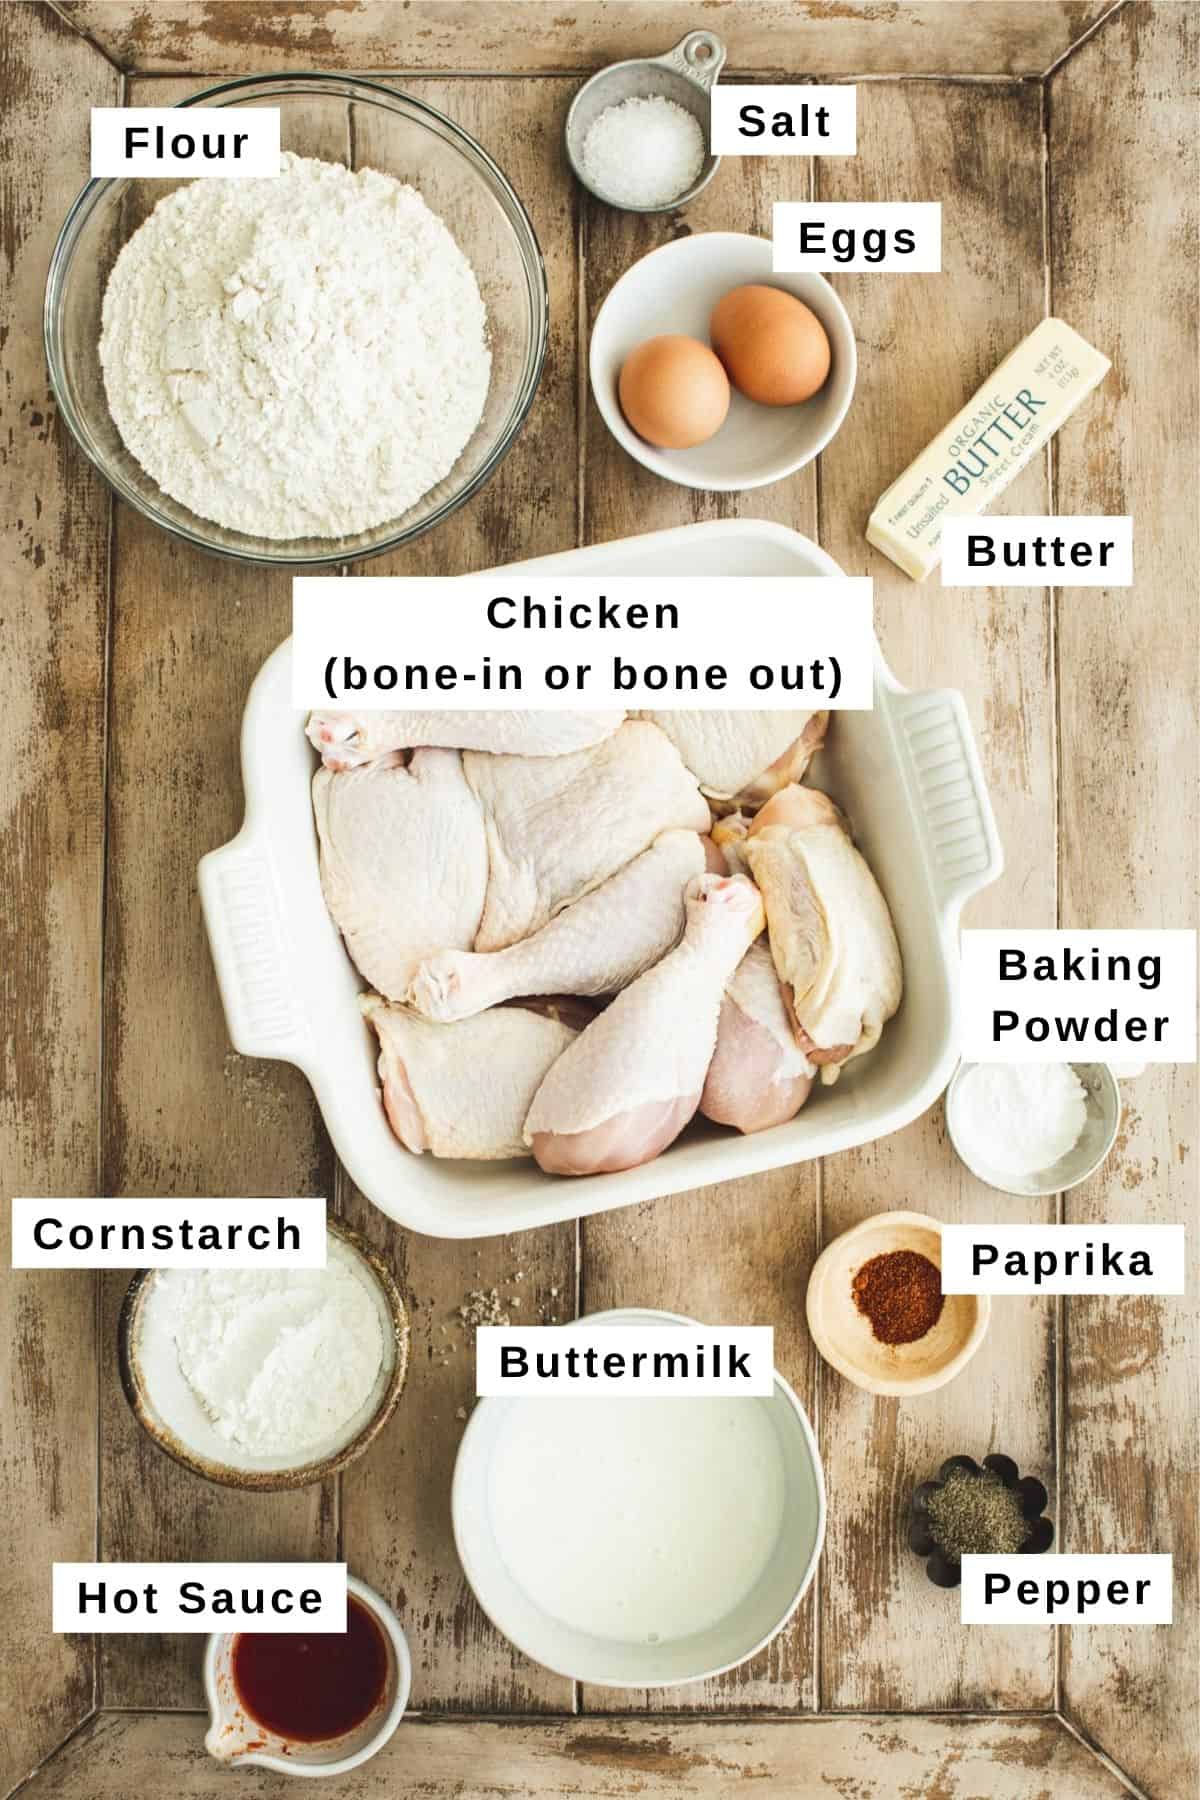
<box><xmin>954</xmin><ymin>1061</ymin><xmax>1088</xmax><ymax>1177</ymax></box>
<box><xmin>100</xmin><ymin>151</ymin><xmax>490</xmax><ymax>539</ymax></box>
<box><xmin>158</xmin><ymin>1261</ymin><xmax>384</xmax><ymax>1457</ymax></box>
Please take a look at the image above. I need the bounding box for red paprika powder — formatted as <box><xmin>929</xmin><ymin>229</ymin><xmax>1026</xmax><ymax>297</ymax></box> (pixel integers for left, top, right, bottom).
<box><xmin>851</xmin><ymin>1249</ymin><xmax>944</xmax><ymax>1345</ymax></box>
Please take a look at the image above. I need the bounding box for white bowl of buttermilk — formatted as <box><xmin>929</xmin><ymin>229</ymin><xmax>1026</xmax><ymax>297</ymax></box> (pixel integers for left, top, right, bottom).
<box><xmin>451</xmin><ymin>1307</ymin><xmax>825</xmax><ymax>1685</ymax></box>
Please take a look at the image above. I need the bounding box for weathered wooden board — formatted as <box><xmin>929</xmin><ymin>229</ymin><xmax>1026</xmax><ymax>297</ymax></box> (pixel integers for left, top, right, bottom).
<box><xmin>94</xmin><ymin>76</ymin><xmax>346</xmax><ymax>1712</ymax></box>
<box><xmin>815</xmin><ymin>79</ymin><xmax>1059</xmax><ymax>1712</ymax></box>
<box><xmin>576</xmin><ymin>138</ymin><xmax>820</xmax><ymax>1714</ymax></box>
<box><xmin>1049</xmin><ymin>5</ymin><xmax>1199</xmax><ymax>1797</ymax></box>
<box><xmin>52</xmin><ymin>0</ymin><xmax>1120</xmax><ymax>79</ymax></box>
<box><xmin>336</xmin><ymin>74</ymin><xmax>580</xmax><ymax>1715</ymax></box>
<box><xmin>0</xmin><ymin>5</ymin><xmax>115</xmax><ymax>1790</ymax></box>
<box><xmin>19</xmin><ymin>1710</ymin><xmax>1138</xmax><ymax>1797</ymax></box>
<box><xmin>6</xmin><ymin>6</ymin><xmax>1196</xmax><ymax>1798</ymax></box>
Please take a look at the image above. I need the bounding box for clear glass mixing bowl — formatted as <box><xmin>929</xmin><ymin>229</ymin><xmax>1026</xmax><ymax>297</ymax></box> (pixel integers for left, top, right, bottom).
<box><xmin>44</xmin><ymin>74</ymin><xmax>548</xmax><ymax>567</ymax></box>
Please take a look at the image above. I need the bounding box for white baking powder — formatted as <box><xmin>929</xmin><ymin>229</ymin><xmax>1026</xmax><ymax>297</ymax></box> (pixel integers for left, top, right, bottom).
<box><xmin>954</xmin><ymin>1062</ymin><xmax>1088</xmax><ymax>1177</ymax></box>
<box><xmin>100</xmin><ymin>152</ymin><xmax>490</xmax><ymax>539</ymax></box>
<box><xmin>581</xmin><ymin>96</ymin><xmax>706</xmax><ymax>207</ymax></box>
<box><xmin>157</xmin><ymin>1261</ymin><xmax>384</xmax><ymax>1457</ymax></box>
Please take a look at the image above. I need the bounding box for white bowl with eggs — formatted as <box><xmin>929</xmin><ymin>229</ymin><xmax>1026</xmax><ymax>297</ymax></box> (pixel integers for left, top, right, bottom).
<box><xmin>589</xmin><ymin>231</ymin><xmax>856</xmax><ymax>489</ymax></box>
<box><xmin>451</xmin><ymin>1307</ymin><xmax>825</xmax><ymax>1686</ymax></box>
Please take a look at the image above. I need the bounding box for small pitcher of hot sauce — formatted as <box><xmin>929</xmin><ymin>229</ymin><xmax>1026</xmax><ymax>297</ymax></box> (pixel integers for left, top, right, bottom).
<box><xmin>204</xmin><ymin>1575</ymin><xmax>410</xmax><ymax>1776</ymax></box>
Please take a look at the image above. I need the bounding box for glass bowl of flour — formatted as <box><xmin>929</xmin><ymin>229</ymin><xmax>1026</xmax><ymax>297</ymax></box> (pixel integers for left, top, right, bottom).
<box><xmin>45</xmin><ymin>75</ymin><xmax>548</xmax><ymax>566</ymax></box>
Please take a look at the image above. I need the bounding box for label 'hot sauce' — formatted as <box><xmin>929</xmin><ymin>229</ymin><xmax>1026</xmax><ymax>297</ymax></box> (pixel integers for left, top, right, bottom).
<box><xmin>232</xmin><ymin>1594</ymin><xmax>389</xmax><ymax>1743</ymax></box>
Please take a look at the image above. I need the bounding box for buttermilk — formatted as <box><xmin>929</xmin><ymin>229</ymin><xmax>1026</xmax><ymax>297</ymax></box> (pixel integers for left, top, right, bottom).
<box><xmin>487</xmin><ymin>593</ymin><xmax>679</xmax><ymax>631</ymax></box>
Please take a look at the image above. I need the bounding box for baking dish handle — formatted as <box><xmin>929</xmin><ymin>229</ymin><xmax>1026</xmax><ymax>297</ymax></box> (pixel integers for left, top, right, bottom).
<box><xmin>198</xmin><ymin>830</ymin><xmax>309</xmax><ymax>1066</ymax></box>
<box><xmin>889</xmin><ymin>687</ymin><xmax>1004</xmax><ymax>927</ymax></box>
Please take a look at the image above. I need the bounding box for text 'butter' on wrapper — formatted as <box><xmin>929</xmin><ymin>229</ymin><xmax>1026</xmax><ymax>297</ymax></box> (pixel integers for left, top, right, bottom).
<box><xmin>866</xmin><ymin>318</ymin><xmax>1111</xmax><ymax>582</ymax></box>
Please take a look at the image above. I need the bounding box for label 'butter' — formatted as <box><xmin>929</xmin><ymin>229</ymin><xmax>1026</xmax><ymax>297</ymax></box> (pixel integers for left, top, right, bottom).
<box><xmin>867</xmin><ymin>319</ymin><xmax>1111</xmax><ymax>582</ymax></box>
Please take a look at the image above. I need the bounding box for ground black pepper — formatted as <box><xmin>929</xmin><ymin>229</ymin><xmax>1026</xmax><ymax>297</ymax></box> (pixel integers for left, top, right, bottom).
<box><xmin>851</xmin><ymin>1249</ymin><xmax>944</xmax><ymax>1345</ymax></box>
<box><xmin>925</xmin><ymin>1467</ymin><xmax>1029</xmax><ymax>1560</ymax></box>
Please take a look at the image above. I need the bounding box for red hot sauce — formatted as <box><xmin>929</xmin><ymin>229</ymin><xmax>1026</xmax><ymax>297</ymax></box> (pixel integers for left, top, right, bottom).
<box><xmin>232</xmin><ymin>1594</ymin><xmax>390</xmax><ymax>1743</ymax></box>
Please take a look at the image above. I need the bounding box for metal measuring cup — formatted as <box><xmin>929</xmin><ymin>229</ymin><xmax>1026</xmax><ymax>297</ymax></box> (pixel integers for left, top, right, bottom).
<box><xmin>565</xmin><ymin>30</ymin><xmax>728</xmax><ymax>212</ymax></box>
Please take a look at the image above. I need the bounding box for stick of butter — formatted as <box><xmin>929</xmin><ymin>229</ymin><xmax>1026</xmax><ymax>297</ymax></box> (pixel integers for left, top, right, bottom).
<box><xmin>866</xmin><ymin>318</ymin><xmax>1110</xmax><ymax>582</ymax></box>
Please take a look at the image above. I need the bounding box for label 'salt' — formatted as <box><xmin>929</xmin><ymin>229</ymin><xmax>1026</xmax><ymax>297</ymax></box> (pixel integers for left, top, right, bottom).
<box><xmin>710</xmin><ymin>85</ymin><xmax>857</xmax><ymax>156</ymax></box>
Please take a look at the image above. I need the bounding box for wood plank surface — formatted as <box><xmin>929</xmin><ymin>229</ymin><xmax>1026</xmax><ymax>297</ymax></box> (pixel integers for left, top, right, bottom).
<box><xmin>0</xmin><ymin>5</ymin><xmax>117</xmax><ymax>1789</ymax></box>
<box><xmin>6</xmin><ymin>6</ymin><xmax>1197</xmax><ymax>1799</ymax></box>
<box><xmin>336</xmin><ymin>74</ymin><xmax>581</xmax><ymax>1715</ymax></box>
<box><xmin>94</xmin><ymin>76</ymin><xmax>346</xmax><ymax>1711</ymax></box>
<box><xmin>1049</xmin><ymin>6</ymin><xmax>1199</xmax><ymax>1796</ymax></box>
<box><xmin>18</xmin><ymin>1709</ymin><xmax>1138</xmax><ymax>1799</ymax></box>
<box><xmin>576</xmin><ymin>137</ymin><xmax>821</xmax><ymax>1715</ymax></box>
<box><xmin>52</xmin><ymin>0</ymin><xmax>1119</xmax><ymax>79</ymax></box>
<box><xmin>815</xmin><ymin>79</ymin><xmax>1060</xmax><ymax>1712</ymax></box>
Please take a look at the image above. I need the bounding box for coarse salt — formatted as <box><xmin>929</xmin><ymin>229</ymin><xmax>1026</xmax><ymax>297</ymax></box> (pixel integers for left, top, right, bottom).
<box><xmin>581</xmin><ymin>95</ymin><xmax>706</xmax><ymax>208</ymax></box>
<box><xmin>157</xmin><ymin>1257</ymin><xmax>384</xmax><ymax>1458</ymax></box>
<box><xmin>953</xmin><ymin>1062</ymin><xmax>1088</xmax><ymax>1178</ymax></box>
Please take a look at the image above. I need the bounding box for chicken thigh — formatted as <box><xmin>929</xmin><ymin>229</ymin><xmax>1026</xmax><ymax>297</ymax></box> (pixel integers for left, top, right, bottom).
<box><xmin>524</xmin><ymin>873</ymin><xmax>765</xmax><ymax>1175</ymax></box>
<box><xmin>701</xmin><ymin>940</ymin><xmax>815</xmax><ymax>1133</ymax></box>
<box><xmin>743</xmin><ymin>786</ymin><xmax>902</xmax><ymax>1082</ymax></box>
<box><xmin>403</xmin><ymin>829</ymin><xmax>705</xmax><ymax>1022</ymax></box>
<box><xmin>313</xmin><ymin>749</ymin><xmax>488</xmax><ymax>999</ymax></box>
<box><xmin>465</xmin><ymin>720</ymin><xmax>711</xmax><ymax>951</ymax></box>
<box><xmin>362</xmin><ymin>996</ymin><xmax>578</xmax><ymax>1159</ymax></box>
<box><xmin>307</xmin><ymin>708</ymin><xmax>624</xmax><ymax>770</ymax></box>
<box><xmin>633</xmin><ymin>710</ymin><xmax>828</xmax><ymax>810</ymax></box>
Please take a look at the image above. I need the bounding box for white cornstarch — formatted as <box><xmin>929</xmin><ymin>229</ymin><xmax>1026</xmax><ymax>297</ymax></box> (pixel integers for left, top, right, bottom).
<box><xmin>100</xmin><ymin>152</ymin><xmax>491</xmax><ymax>539</ymax></box>
<box><xmin>954</xmin><ymin>1062</ymin><xmax>1089</xmax><ymax>1178</ymax></box>
<box><xmin>158</xmin><ymin>1262</ymin><xmax>384</xmax><ymax>1457</ymax></box>
<box><xmin>581</xmin><ymin>96</ymin><xmax>706</xmax><ymax>207</ymax></box>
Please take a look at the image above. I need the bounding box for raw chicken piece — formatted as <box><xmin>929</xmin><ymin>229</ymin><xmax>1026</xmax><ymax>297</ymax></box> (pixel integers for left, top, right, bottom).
<box><xmin>403</xmin><ymin>830</ymin><xmax>705</xmax><ymax>1022</ymax></box>
<box><xmin>465</xmin><ymin>720</ymin><xmax>711</xmax><ymax>951</ymax></box>
<box><xmin>743</xmin><ymin>786</ymin><xmax>902</xmax><ymax>1084</ymax></box>
<box><xmin>735</xmin><ymin>712</ymin><xmax>830</xmax><ymax>811</ymax></box>
<box><xmin>710</xmin><ymin>812</ymin><xmax>750</xmax><ymax>874</ymax></box>
<box><xmin>633</xmin><ymin>710</ymin><xmax>828</xmax><ymax>809</ymax></box>
<box><xmin>362</xmin><ymin>996</ymin><xmax>578</xmax><ymax>1159</ymax></box>
<box><xmin>313</xmin><ymin>749</ymin><xmax>488</xmax><ymax>999</ymax></box>
<box><xmin>524</xmin><ymin>873</ymin><xmax>765</xmax><ymax>1175</ymax></box>
<box><xmin>307</xmin><ymin>709</ymin><xmax>625</xmax><ymax>770</ymax></box>
<box><xmin>701</xmin><ymin>940</ymin><xmax>815</xmax><ymax>1133</ymax></box>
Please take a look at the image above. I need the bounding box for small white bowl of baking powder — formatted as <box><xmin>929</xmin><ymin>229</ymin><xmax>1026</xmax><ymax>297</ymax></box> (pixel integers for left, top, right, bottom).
<box><xmin>945</xmin><ymin>1061</ymin><xmax>1121</xmax><ymax>1197</ymax></box>
<box><xmin>118</xmin><ymin>1218</ymin><xmax>409</xmax><ymax>1490</ymax></box>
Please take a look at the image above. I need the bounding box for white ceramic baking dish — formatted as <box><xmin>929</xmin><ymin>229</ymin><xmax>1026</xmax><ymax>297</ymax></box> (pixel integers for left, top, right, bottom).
<box><xmin>200</xmin><ymin>520</ymin><xmax>1002</xmax><ymax>1239</ymax></box>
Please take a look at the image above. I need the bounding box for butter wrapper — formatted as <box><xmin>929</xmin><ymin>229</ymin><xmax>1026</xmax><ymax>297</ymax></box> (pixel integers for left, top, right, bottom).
<box><xmin>867</xmin><ymin>318</ymin><xmax>1111</xmax><ymax>582</ymax></box>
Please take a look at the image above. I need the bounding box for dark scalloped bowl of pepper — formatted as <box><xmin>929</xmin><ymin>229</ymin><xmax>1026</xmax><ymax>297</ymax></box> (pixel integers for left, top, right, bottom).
<box><xmin>909</xmin><ymin>1454</ymin><xmax>1053</xmax><ymax>1589</ymax></box>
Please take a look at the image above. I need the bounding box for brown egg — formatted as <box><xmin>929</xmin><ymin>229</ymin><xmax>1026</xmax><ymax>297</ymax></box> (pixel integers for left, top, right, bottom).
<box><xmin>710</xmin><ymin>284</ymin><xmax>831</xmax><ymax>406</ymax></box>
<box><xmin>617</xmin><ymin>335</ymin><xmax>730</xmax><ymax>449</ymax></box>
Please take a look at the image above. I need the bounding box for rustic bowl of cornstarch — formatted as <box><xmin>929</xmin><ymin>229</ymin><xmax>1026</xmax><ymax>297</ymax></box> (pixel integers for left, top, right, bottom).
<box><xmin>118</xmin><ymin>1217</ymin><xmax>409</xmax><ymax>1490</ymax></box>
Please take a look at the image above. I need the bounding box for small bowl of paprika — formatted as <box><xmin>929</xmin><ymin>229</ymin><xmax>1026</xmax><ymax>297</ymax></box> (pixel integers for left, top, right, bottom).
<box><xmin>805</xmin><ymin>1210</ymin><xmax>989</xmax><ymax>1397</ymax></box>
